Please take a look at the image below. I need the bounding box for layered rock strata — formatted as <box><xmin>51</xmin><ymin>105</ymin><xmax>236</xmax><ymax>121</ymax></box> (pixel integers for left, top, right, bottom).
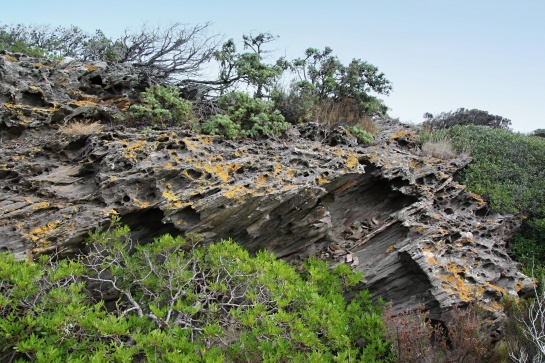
<box><xmin>0</xmin><ymin>51</ymin><xmax>533</xmax><ymax>325</ymax></box>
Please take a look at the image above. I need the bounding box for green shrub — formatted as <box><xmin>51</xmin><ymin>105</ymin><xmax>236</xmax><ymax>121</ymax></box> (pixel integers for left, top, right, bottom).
<box><xmin>0</xmin><ymin>218</ymin><xmax>392</xmax><ymax>362</ymax></box>
<box><xmin>421</xmin><ymin>125</ymin><xmax>545</xmax><ymax>217</ymax></box>
<box><xmin>129</xmin><ymin>85</ymin><xmax>194</xmax><ymax>127</ymax></box>
<box><xmin>423</xmin><ymin>108</ymin><xmax>512</xmax><ymax>130</ymax></box>
<box><xmin>199</xmin><ymin>92</ymin><xmax>290</xmax><ymax>139</ymax></box>
<box><xmin>346</xmin><ymin>125</ymin><xmax>374</xmax><ymax>145</ymax></box>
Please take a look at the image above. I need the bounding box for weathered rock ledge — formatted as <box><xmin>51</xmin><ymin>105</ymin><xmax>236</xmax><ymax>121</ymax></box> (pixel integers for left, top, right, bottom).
<box><xmin>0</xmin><ymin>51</ymin><xmax>533</xmax><ymax>327</ymax></box>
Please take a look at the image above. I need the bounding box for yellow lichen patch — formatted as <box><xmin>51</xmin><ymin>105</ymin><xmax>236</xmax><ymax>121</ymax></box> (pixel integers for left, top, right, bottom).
<box><xmin>107</xmin><ymin>97</ymin><xmax>130</xmax><ymax>111</ymax></box>
<box><xmin>162</xmin><ymin>190</ymin><xmax>183</xmax><ymax>208</ymax></box>
<box><xmin>85</xmin><ymin>65</ymin><xmax>100</xmax><ymax>71</ymax></box>
<box><xmin>316</xmin><ymin>175</ymin><xmax>329</xmax><ymax>185</ymax></box>
<box><xmin>386</xmin><ymin>246</ymin><xmax>396</xmax><ymax>253</ymax></box>
<box><xmin>27</xmin><ymin>221</ymin><xmax>59</xmax><ymax>245</ymax></box>
<box><xmin>133</xmin><ymin>198</ymin><xmax>151</xmax><ymax>209</ymax></box>
<box><xmin>183</xmin><ymin>135</ymin><xmax>214</xmax><ymax>151</ymax></box>
<box><xmin>74</xmin><ymin>99</ymin><xmax>99</xmax><ymax>107</ymax></box>
<box><xmin>34</xmin><ymin>63</ymin><xmax>46</xmax><ymax>68</ymax></box>
<box><xmin>484</xmin><ymin>282</ymin><xmax>507</xmax><ymax>296</ymax></box>
<box><xmin>447</xmin><ymin>262</ymin><xmax>464</xmax><ymax>274</ymax></box>
<box><xmin>32</xmin><ymin>201</ymin><xmax>50</xmax><ymax>211</ymax></box>
<box><xmin>428</xmin><ymin>256</ymin><xmax>438</xmax><ymax>264</ymax></box>
<box><xmin>162</xmin><ymin>190</ymin><xmax>178</xmax><ymax>201</ymax></box>
<box><xmin>344</xmin><ymin>153</ymin><xmax>360</xmax><ymax>170</ymax></box>
<box><xmin>3</xmin><ymin>54</ymin><xmax>17</xmax><ymax>62</ymax></box>
<box><xmin>224</xmin><ymin>185</ymin><xmax>249</xmax><ymax>199</ymax></box>
<box><xmin>391</xmin><ymin>130</ymin><xmax>416</xmax><ymax>140</ymax></box>
<box><xmin>468</xmin><ymin>191</ymin><xmax>487</xmax><ymax>207</ymax></box>
<box><xmin>198</xmin><ymin>162</ymin><xmax>242</xmax><ymax>182</ymax></box>
<box><xmin>124</xmin><ymin>140</ymin><xmax>148</xmax><ymax>160</ymax></box>
<box><xmin>165</xmin><ymin>162</ymin><xmax>173</xmax><ymax>169</ymax></box>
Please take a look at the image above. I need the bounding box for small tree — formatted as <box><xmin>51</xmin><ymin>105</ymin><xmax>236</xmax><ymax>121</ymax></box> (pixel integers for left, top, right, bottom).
<box><xmin>290</xmin><ymin>46</ymin><xmax>392</xmax><ymax>119</ymax></box>
<box><xmin>214</xmin><ymin>32</ymin><xmax>289</xmax><ymax>98</ymax></box>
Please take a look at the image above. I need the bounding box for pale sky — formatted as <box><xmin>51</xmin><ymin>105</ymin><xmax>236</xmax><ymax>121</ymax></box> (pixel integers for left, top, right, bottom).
<box><xmin>3</xmin><ymin>0</ymin><xmax>544</xmax><ymax>132</ymax></box>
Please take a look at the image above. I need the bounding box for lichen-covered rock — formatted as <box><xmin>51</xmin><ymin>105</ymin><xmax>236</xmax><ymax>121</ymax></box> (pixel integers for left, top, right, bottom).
<box><xmin>0</xmin><ymin>51</ymin><xmax>143</xmax><ymax>134</ymax></box>
<box><xmin>0</xmin><ymin>52</ymin><xmax>533</xmax><ymax>328</ymax></box>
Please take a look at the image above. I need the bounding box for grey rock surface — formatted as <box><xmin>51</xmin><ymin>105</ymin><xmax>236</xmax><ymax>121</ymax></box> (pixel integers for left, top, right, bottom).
<box><xmin>0</xmin><ymin>52</ymin><xmax>533</xmax><ymax>327</ymax></box>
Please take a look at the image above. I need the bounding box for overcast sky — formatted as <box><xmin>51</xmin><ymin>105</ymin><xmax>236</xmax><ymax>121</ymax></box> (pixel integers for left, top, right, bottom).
<box><xmin>3</xmin><ymin>0</ymin><xmax>544</xmax><ymax>132</ymax></box>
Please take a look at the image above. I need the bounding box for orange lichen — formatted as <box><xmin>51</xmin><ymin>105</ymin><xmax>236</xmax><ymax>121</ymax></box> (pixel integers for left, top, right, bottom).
<box><xmin>74</xmin><ymin>99</ymin><xmax>99</xmax><ymax>107</ymax></box>
<box><xmin>85</xmin><ymin>65</ymin><xmax>100</xmax><ymax>71</ymax></box>
<box><xmin>484</xmin><ymin>282</ymin><xmax>507</xmax><ymax>295</ymax></box>
<box><xmin>3</xmin><ymin>54</ymin><xmax>17</xmax><ymax>62</ymax></box>
<box><xmin>345</xmin><ymin>154</ymin><xmax>360</xmax><ymax>170</ymax></box>
<box><xmin>428</xmin><ymin>256</ymin><xmax>438</xmax><ymax>264</ymax></box>
<box><xmin>28</xmin><ymin>221</ymin><xmax>59</xmax><ymax>244</ymax></box>
<box><xmin>224</xmin><ymin>185</ymin><xmax>248</xmax><ymax>199</ymax></box>
<box><xmin>386</xmin><ymin>246</ymin><xmax>396</xmax><ymax>253</ymax></box>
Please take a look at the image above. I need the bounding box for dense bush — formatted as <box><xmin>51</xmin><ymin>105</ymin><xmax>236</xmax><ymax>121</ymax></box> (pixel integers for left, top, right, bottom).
<box><xmin>423</xmin><ymin>108</ymin><xmax>512</xmax><ymax>130</ymax></box>
<box><xmin>198</xmin><ymin>92</ymin><xmax>290</xmax><ymax>139</ymax></box>
<box><xmin>0</xmin><ymin>218</ymin><xmax>392</xmax><ymax>362</ymax></box>
<box><xmin>129</xmin><ymin>85</ymin><xmax>194</xmax><ymax>127</ymax></box>
<box><xmin>421</xmin><ymin>126</ymin><xmax>545</xmax><ymax>217</ymax></box>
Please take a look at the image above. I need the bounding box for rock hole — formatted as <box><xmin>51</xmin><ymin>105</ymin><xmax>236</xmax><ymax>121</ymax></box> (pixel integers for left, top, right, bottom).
<box><xmin>123</xmin><ymin>195</ymin><xmax>131</xmax><ymax>203</ymax></box>
<box><xmin>475</xmin><ymin>207</ymin><xmax>488</xmax><ymax>217</ymax></box>
<box><xmin>89</xmin><ymin>75</ymin><xmax>104</xmax><ymax>86</ymax></box>
<box><xmin>21</xmin><ymin>91</ymin><xmax>47</xmax><ymax>107</ymax></box>
<box><xmin>186</xmin><ymin>169</ymin><xmax>203</xmax><ymax>179</ymax></box>
<box><xmin>120</xmin><ymin>208</ymin><xmax>181</xmax><ymax>245</ymax></box>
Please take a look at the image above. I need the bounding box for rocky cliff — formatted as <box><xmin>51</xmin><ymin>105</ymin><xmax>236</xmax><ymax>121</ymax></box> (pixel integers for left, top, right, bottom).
<box><xmin>0</xmin><ymin>51</ymin><xmax>533</xmax><ymax>327</ymax></box>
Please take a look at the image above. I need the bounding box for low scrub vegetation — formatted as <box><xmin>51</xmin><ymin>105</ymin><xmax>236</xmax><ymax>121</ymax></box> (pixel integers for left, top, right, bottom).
<box><xmin>0</xmin><ymin>217</ymin><xmax>392</xmax><ymax>362</ymax></box>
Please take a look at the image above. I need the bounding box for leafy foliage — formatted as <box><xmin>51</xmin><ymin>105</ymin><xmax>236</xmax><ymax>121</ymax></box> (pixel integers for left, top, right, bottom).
<box><xmin>129</xmin><ymin>85</ymin><xmax>194</xmax><ymax>126</ymax></box>
<box><xmin>198</xmin><ymin>92</ymin><xmax>290</xmax><ymax>139</ymax></box>
<box><xmin>423</xmin><ymin>108</ymin><xmax>512</xmax><ymax>130</ymax></box>
<box><xmin>422</xmin><ymin>126</ymin><xmax>545</xmax><ymax>217</ymax></box>
<box><xmin>346</xmin><ymin>125</ymin><xmax>374</xmax><ymax>145</ymax></box>
<box><xmin>214</xmin><ymin>33</ymin><xmax>289</xmax><ymax>99</ymax></box>
<box><xmin>0</xmin><ymin>219</ymin><xmax>392</xmax><ymax>362</ymax></box>
<box><xmin>290</xmin><ymin>47</ymin><xmax>391</xmax><ymax>119</ymax></box>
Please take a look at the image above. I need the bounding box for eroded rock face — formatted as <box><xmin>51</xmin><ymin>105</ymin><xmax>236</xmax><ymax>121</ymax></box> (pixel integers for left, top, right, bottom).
<box><xmin>0</xmin><ymin>52</ymin><xmax>533</xmax><ymax>326</ymax></box>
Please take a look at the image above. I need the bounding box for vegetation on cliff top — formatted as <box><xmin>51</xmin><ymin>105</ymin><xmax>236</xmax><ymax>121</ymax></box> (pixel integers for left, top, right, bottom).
<box><xmin>2</xmin><ymin>20</ymin><xmax>545</xmax><ymax>362</ymax></box>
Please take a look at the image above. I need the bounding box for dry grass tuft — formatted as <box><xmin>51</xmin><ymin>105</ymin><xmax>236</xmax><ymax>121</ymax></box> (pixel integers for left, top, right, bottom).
<box><xmin>421</xmin><ymin>137</ymin><xmax>456</xmax><ymax>159</ymax></box>
<box><xmin>313</xmin><ymin>98</ymin><xmax>378</xmax><ymax>134</ymax></box>
<box><xmin>59</xmin><ymin>120</ymin><xmax>103</xmax><ymax>136</ymax></box>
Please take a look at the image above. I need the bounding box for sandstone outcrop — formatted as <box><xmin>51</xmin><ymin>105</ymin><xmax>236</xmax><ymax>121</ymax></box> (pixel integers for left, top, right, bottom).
<box><xmin>0</xmin><ymin>51</ymin><xmax>533</xmax><ymax>326</ymax></box>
